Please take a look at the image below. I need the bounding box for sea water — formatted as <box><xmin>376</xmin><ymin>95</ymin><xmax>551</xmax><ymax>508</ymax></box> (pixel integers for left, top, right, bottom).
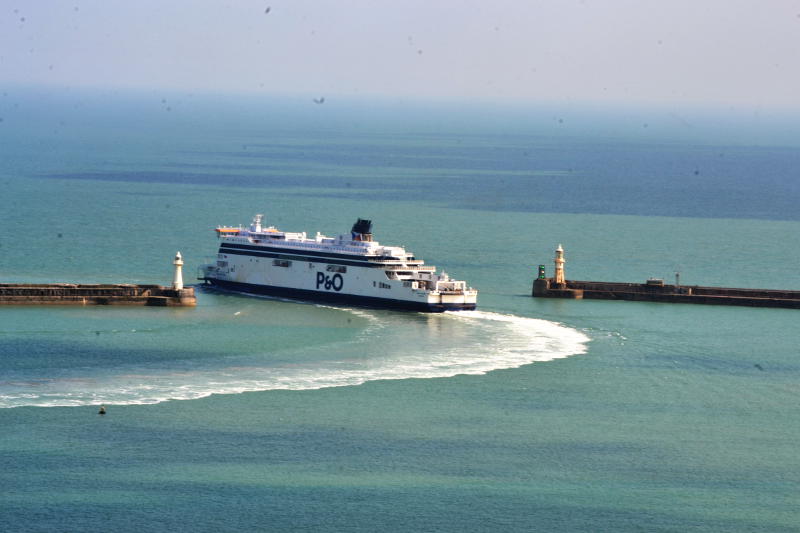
<box><xmin>0</xmin><ymin>88</ymin><xmax>799</xmax><ymax>531</ymax></box>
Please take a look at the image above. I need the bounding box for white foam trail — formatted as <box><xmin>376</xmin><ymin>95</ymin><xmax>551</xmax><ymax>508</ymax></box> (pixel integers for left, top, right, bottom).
<box><xmin>1</xmin><ymin>310</ymin><xmax>590</xmax><ymax>408</ymax></box>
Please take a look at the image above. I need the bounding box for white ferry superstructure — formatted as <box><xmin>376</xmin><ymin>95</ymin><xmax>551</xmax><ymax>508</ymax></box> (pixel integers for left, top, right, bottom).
<box><xmin>199</xmin><ymin>215</ymin><xmax>478</xmax><ymax>312</ymax></box>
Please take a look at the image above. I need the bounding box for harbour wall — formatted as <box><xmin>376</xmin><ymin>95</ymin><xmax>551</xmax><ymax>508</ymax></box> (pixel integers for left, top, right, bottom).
<box><xmin>0</xmin><ymin>284</ymin><xmax>197</xmax><ymax>306</ymax></box>
<box><xmin>532</xmin><ymin>279</ymin><xmax>800</xmax><ymax>309</ymax></box>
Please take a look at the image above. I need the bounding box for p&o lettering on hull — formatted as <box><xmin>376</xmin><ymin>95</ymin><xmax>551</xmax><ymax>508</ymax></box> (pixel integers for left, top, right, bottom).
<box><xmin>316</xmin><ymin>272</ymin><xmax>344</xmax><ymax>292</ymax></box>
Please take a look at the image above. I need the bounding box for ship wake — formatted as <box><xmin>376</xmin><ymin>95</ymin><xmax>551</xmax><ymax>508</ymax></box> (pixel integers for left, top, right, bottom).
<box><xmin>1</xmin><ymin>309</ymin><xmax>590</xmax><ymax>407</ymax></box>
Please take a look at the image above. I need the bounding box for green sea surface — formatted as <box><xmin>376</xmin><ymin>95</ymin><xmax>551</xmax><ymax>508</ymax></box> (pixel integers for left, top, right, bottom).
<box><xmin>0</xmin><ymin>89</ymin><xmax>799</xmax><ymax>531</ymax></box>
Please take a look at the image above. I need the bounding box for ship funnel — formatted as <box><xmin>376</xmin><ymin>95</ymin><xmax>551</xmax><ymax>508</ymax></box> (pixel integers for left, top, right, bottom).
<box><xmin>351</xmin><ymin>218</ymin><xmax>373</xmax><ymax>242</ymax></box>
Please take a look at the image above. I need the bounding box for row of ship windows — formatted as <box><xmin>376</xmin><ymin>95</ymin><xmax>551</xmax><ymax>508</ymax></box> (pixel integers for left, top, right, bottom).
<box><xmin>219</xmin><ymin>259</ymin><xmax>403</xmax><ymax>290</ymax></box>
<box><xmin>222</xmin><ymin>257</ymin><xmax>347</xmax><ymax>272</ymax></box>
<box><xmin>271</xmin><ymin>259</ymin><xmax>347</xmax><ymax>273</ymax></box>
<box><xmin>273</xmin><ymin>261</ymin><xmax>393</xmax><ymax>289</ymax></box>
<box><xmin>220</xmin><ymin>257</ymin><xmax>398</xmax><ymax>283</ymax></box>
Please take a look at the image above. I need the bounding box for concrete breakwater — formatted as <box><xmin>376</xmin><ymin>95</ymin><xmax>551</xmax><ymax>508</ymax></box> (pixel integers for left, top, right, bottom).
<box><xmin>0</xmin><ymin>283</ymin><xmax>197</xmax><ymax>306</ymax></box>
<box><xmin>532</xmin><ymin>278</ymin><xmax>800</xmax><ymax>309</ymax></box>
<box><xmin>0</xmin><ymin>252</ymin><xmax>196</xmax><ymax>307</ymax></box>
<box><xmin>532</xmin><ymin>245</ymin><xmax>800</xmax><ymax>309</ymax></box>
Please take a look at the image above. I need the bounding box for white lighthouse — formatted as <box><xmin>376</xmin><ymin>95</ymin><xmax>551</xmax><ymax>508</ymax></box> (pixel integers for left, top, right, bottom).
<box><xmin>554</xmin><ymin>244</ymin><xmax>566</xmax><ymax>287</ymax></box>
<box><xmin>172</xmin><ymin>251</ymin><xmax>184</xmax><ymax>290</ymax></box>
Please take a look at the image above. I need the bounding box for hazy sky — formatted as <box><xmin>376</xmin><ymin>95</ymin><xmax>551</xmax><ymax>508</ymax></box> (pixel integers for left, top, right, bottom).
<box><xmin>2</xmin><ymin>1</ymin><xmax>799</xmax><ymax>109</ymax></box>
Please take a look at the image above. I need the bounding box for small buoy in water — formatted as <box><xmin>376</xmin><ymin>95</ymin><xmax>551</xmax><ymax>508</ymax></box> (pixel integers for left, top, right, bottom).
<box><xmin>98</xmin><ymin>405</ymin><xmax>106</xmax><ymax>415</ymax></box>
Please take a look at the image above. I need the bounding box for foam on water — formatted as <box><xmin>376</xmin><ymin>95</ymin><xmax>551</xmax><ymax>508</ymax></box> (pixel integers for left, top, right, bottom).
<box><xmin>0</xmin><ymin>310</ymin><xmax>590</xmax><ymax>408</ymax></box>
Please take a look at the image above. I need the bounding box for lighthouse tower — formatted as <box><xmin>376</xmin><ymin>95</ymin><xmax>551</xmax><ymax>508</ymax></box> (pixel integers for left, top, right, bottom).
<box><xmin>172</xmin><ymin>252</ymin><xmax>184</xmax><ymax>290</ymax></box>
<box><xmin>554</xmin><ymin>244</ymin><xmax>566</xmax><ymax>287</ymax></box>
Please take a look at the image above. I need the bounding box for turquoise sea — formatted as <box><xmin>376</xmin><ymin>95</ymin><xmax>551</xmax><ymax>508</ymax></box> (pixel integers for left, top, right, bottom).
<box><xmin>1</xmin><ymin>88</ymin><xmax>799</xmax><ymax>531</ymax></box>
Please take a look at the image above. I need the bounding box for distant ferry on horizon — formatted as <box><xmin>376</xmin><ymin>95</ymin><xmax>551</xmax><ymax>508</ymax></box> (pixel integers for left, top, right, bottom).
<box><xmin>199</xmin><ymin>215</ymin><xmax>477</xmax><ymax>312</ymax></box>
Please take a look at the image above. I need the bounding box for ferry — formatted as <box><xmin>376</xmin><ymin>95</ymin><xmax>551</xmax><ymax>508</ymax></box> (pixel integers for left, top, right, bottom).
<box><xmin>199</xmin><ymin>215</ymin><xmax>478</xmax><ymax>312</ymax></box>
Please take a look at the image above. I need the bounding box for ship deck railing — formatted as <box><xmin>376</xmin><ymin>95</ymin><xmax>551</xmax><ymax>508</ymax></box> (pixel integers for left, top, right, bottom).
<box><xmin>382</xmin><ymin>265</ymin><xmax>436</xmax><ymax>271</ymax></box>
